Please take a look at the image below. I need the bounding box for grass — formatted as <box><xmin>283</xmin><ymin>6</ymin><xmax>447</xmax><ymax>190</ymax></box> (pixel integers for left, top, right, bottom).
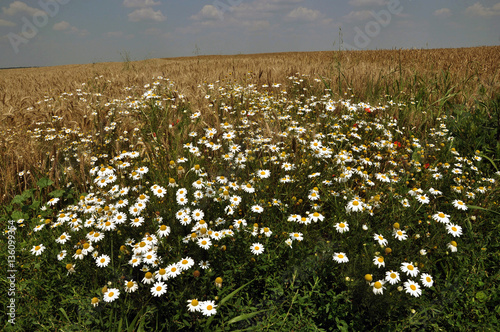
<box><xmin>1</xmin><ymin>47</ymin><xmax>500</xmax><ymax>331</ymax></box>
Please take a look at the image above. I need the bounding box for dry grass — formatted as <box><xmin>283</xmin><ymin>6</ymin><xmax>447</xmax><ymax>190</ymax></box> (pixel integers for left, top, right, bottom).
<box><xmin>1</xmin><ymin>46</ymin><xmax>499</xmax><ymax>203</ymax></box>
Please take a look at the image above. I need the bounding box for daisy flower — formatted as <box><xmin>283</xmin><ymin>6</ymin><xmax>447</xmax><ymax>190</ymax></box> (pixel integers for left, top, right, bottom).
<box><xmin>446</xmin><ymin>223</ymin><xmax>463</xmax><ymax>237</ymax></box>
<box><xmin>178</xmin><ymin>257</ymin><xmax>195</xmax><ymax>271</ymax></box>
<box><xmin>251</xmin><ymin>205</ymin><xmax>264</xmax><ymax>213</ymax></box>
<box><xmin>57</xmin><ymin>250</ymin><xmax>67</xmax><ymax>261</ymax></box>
<box><xmin>31</xmin><ymin>244</ymin><xmax>45</xmax><ymax>256</ymax></box>
<box><xmin>447</xmin><ymin>240</ymin><xmax>458</xmax><ymax>252</ymax></box>
<box><xmin>55</xmin><ymin>232</ymin><xmax>71</xmax><ymax>244</ymax></box>
<box><xmin>373</xmin><ymin>256</ymin><xmax>385</xmax><ymax>268</ymax></box>
<box><xmin>404</xmin><ymin>280</ymin><xmax>422</xmax><ymax>297</ymax></box>
<box><xmin>197</xmin><ymin>238</ymin><xmax>212</xmax><ymax>250</ymax></box>
<box><xmin>393</xmin><ymin>229</ymin><xmax>408</xmax><ymax>241</ymax></box>
<box><xmin>191</xmin><ymin>209</ymin><xmax>204</xmax><ymax>221</ymax></box>
<box><xmin>155</xmin><ymin>268</ymin><xmax>168</xmax><ymax>281</ymax></box>
<box><xmin>432</xmin><ymin>212</ymin><xmax>450</xmax><ymax>224</ymax></box>
<box><xmin>309</xmin><ymin>212</ymin><xmax>324</xmax><ymax>222</ymax></box>
<box><xmin>47</xmin><ymin>197</ymin><xmax>59</xmax><ymax>206</ymax></box>
<box><xmin>374</xmin><ymin>233</ymin><xmax>388</xmax><ymax>246</ymax></box>
<box><xmin>333</xmin><ymin>252</ymin><xmax>349</xmax><ymax>263</ymax></box>
<box><xmin>199</xmin><ymin>260</ymin><xmax>210</xmax><ymax>269</ymax></box>
<box><xmin>151</xmin><ymin>281</ymin><xmax>167</xmax><ymax>297</ymax></box>
<box><xmin>103</xmin><ymin>288</ymin><xmax>120</xmax><ymax>302</ymax></box>
<box><xmin>415</xmin><ymin>194</ymin><xmax>430</xmax><ymax>204</ymax></box>
<box><xmin>346</xmin><ymin>198</ymin><xmax>363</xmax><ymax>213</ymax></box>
<box><xmin>250</xmin><ymin>243</ymin><xmax>265</xmax><ymax>255</ymax></box>
<box><xmin>290</xmin><ymin>232</ymin><xmax>303</xmax><ymax>241</ymax></box>
<box><xmin>187</xmin><ymin>299</ymin><xmax>201</xmax><ymax>312</ymax></box>
<box><xmin>260</xmin><ymin>227</ymin><xmax>273</xmax><ymax>237</ymax></box>
<box><xmin>96</xmin><ymin>254</ymin><xmax>111</xmax><ymax>268</ymax></box>
<box><xmin>420</xmin><ymin>273</ymin><xmax>434</xmax><ymax>287</ymax></box>
<box><xmin>256</xmin><ymin>169</ymin><xmax>271</xmax><ymax>179</ymax></box>
<box><xmin>401</xmin><ymin>262</ymin><xmax>419</xmax><ymax>277</ymax></box>
<box><xmin>91</xmin><ymin>297</ymin><xmax>99</xmax><ymax>307</ymax></box>
<box><xmin>372</xmin><ymin>280</ymin><xmax>386</xmax><ymax>295</ymax></box>
<box><xmin>334</xmin><ymin>222</ymin><xmax>349</xmax><ymax>233</ymax></box>
<box><xmin>200</xmin><ymin>300</ymin><xmax>217</xmax><ymax>316</ymax></box>
<box><xmin>142</xmin><ymin>272</ymin><xmax>155</xmax><ymax>284</ymax></box>
<box><xmin>157</xmin><ymin>225</ymin><xmax>171</xmax><ymax>238</ymax></box>
<box><xmin>124</xmin><ymin>280</ymin><xmax>139</xmax><ymax>293</ymax></box>
<box><xmin>385</xmin><ymin>270</ymin><xmax>401</xmax><ymax>285</ymax></box>
<box><xmin>73</xmin><ymin>249</ymin><xmax>84</xmax><ymax>260</ymax></box>
<box><xmin>452</xmin><ymin>199</ymin><xmax>468</xmax><ymax>210</ymax></box>
<box><xmin>129</xmin><ymin>256</ymin><xmax>142</xmax><ymax>267</ymax></box>
<box><xmin>165</xmin><ymin>263</ymin><xmax>181</xmax><ymax>279</ymax></box>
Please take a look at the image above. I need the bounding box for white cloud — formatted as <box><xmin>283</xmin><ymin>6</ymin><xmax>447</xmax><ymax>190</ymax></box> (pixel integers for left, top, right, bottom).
<box><xmin>123</xmin><ymin>0</ymin><xmax>160</xmax><ymax>8</ymax></box>
<box><xmin>2</xmin><ymin>1</ymin><xmax>45</xmax><ymax>16</ymax></box>
<box><xmin>433</xmin><ymin>8</ymin><xmax>451</xmax><ymax>18</ymax></box>
<box><xmin>53</xmin><ymin>21</ymin><xmax>70</xmax><ymax>31</ymax></box>
<box><xmin>53</xmin><ymin>21</ymin><xmax>88</xmax><ymax>36</ymax></box>
<box><xmin>0</xmin><ymin>18</ymin><xmax>16</xmax><ymax>27</ymax></box>
<box><xmin>128</xmin><ymin>7</ymin><xmax>166</xmax><ymax>22</ymax></box>
<box><xmin>348</xmin><ymin>0</ymin><xmax>387</xmax><ymax>7</ymax></box>
<box><xmin>286</xmin><ymin>7</ymin><xmax>323</xmax><ymax>22</ymax></box>
<box><xmin>465</xmin><ymin>2</ymin><xmax>500</xmax><ymax>17</ymax></box>
<box><xmin>190</xmin><ymin>5</ymin><xmax>222</xmax><ymax>21</ymax></box>
<box><xmin>343</xmin><ymin>10</ymin><xmax>373</xmax><ymax>21</ymax></box>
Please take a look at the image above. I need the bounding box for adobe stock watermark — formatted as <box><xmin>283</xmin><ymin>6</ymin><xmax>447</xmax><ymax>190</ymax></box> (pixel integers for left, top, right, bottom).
<box><xmin>343</xmin><ymin>0</ymin><xmax>404</xmax><ymax>50</ymax></box>
<box><xmin>6</xmin><ymin>222</ymin><xmax>17</xmax><ymax>325</ymax></box>
<box><xmin>212</xmin><ymin>0</ymin><xmax>244</xmax><ymax>20</ymax></box>
<box><xmin>8</xmin><ymin>0</ymin><xmax>72</xmax><ymax>54</ymax></box>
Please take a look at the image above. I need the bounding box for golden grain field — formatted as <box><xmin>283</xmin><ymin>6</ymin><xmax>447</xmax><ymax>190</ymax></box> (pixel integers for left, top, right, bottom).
<box><xmin>1</xmin><ymin>46</ymin><xmax>499</xmax><ymax>203</ymax></box>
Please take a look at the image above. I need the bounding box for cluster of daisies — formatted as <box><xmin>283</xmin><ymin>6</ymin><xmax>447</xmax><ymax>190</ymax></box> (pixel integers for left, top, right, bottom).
<box><xmin>26</xmin><ymin>74</ymin><xmax>498</xmax><ymax>315</ymax></box>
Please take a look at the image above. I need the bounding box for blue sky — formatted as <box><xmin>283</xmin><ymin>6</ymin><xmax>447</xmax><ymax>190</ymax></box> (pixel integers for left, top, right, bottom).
<box><xmin>0</xmin><ymin>0</ymin><xmax>499</xmax><ymax>68</ymax></box>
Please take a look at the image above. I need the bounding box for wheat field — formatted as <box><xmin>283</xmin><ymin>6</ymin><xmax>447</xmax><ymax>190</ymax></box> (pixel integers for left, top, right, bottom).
<box><xmin>1</xmin><ymin>46</ymin><xmax>499</xmax><ymax>203</ymax></box>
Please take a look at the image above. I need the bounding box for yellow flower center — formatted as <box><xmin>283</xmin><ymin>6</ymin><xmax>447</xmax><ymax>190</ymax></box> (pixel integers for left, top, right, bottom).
<box><xmin>338</xmin><ymin>254</ymin><xmax>344</xmax><ymax>259</ymax></box>
<box><xmin>353</xmin><ymin>201</ymin><xmax>359</xmax><ymax>206</ymax></box>
<box><xmin>378</xmin><ymin>257</ymin><xmax>384</xmax><ymax>263</ymax></box>
<box><xmin>339</xmin><ymin>223</ymin><xmax>345</xmax><ymax>228</ymax></box>
<box><xmin>145</xmin><ymin>272</ymin><xmax>153</xmax><ymax>279</ymax></box>
<box><xmin>191</xmin><ymin>299</ymin><xmax>198</xmax><ymax>306</ymax></box>
<box><xmin>426</xmin><ymin>277</ymin><xmax>431</xmax><ymax>282</ymax></box>
<box><xmin>408</xmin><ymin>265</ymin><xmax>414</xmax><ymax>270</ymax></box>
<box><xmin>35</xmin><ymin>246</ymin><xmax>41</xmax><ymax>251</ymax></box>
<box><xmin>410</xmin><ymin>285</ymin><xmax>416</xmax><ymax>291</ymax></box>
<box><xmin>207</xmin><ymin>305</ymin><xmax>213</xmax><ymax>310</ymax></box>
<box><xmin>374</xmin><ymin>281</ymin><xmax>382</xmax><ymax>289</ymax></box>
<box><xmin>127</xmin><ymin>281</ymin><xmax>134</xmax><ymax>288</ymax></box>
<box><xmin>156</xmin><ymin>286</ymin><xmax>162</xmax><ymax>292</ymax></box>
<box><xmin>108</xmin><ymin>292</ymin><xmax>114</xmax><ymax>297</ymax></box>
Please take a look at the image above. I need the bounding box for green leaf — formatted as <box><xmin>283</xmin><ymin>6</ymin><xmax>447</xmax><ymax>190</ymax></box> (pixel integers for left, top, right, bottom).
<box><xmin>227</xmin><ymin>310</ymin><xmax>268</xmax><ymax>325</ymax></box>
<box><xmin>11</xmin><ymin>211</ymin><xmax>25</xmax><ymax>221</ymax></box>
<box><xmin>58</xmin><ymin>308</ymin><xmax>71</xmax><ymax>324</ymax></box>
<box><xmin>37</xmin><ymin>177</ymin><xmax>54</xmax><ymax>189</ymax></box>
<box><xmin>49</xmin><ymin>189</ymin><xmax>65</xmax><ymax>198</ymax></box>
<box><xmin>467</xmin><ymin>205</ymin><xmax>500</xmax><ymax>216</ymax></box>
<box><xmin>12</xmin><ymin>195</ymin><xmax>25</xmax><ymax>205</ymax></box>
<box><xmin>219</xmin><ymin>279</ymin><xmax>255</xmax><ymax>307</ymax></box>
